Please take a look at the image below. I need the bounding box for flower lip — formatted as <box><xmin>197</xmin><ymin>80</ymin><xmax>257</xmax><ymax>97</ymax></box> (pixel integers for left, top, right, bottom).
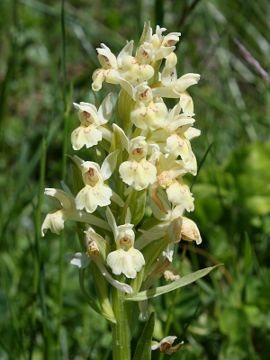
<box><xmin>107</xmin><ymin>247</ymin><xmax>145</xmax><ymax>278</ymax></box>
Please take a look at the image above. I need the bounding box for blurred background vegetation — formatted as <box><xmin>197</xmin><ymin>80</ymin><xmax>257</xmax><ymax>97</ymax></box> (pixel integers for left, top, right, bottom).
<box><xmin>0</xmin><ymin>0</ymin><xmax>269</xmax><ymax>359</ymax></box>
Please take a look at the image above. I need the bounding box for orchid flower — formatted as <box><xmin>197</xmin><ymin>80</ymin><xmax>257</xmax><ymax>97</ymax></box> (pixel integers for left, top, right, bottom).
<box><xmin>92</xmin><ymin>41</ymin><xmax>154</xmax><ymax>91</ymax></box>
<box><xmin>130</xmin><ymin>83</ymin><xmax>168</xmax><ymax>130</ymax></box>
<box><xmin>70</xmin><ymin>227</ymin><xmax>133</xmax><ymax>294</ymax></box>
<box><xmin>41</xmin><ymin>188</ymin><xmax>75</xmax><ymax>236</ymax></box>
<box><xmin>149</xmin><ymin>102</ymin><xmax>200</xmax><ymax>174</ymax></box>
<box><xmin>141</xmin><ymin>23</ymin><xmax>181</xmax><ymax>62</ymax></box>
<box><xmin>71</xmin><ymin>93</ymin><xmax>113</xmax><ymax>150</ymax></box>
<box><xmin>106</xmin><ymin>209</ymin><xmax>145</xmax><ymax>279</ymax></box>
<box><xmin>75</xmin><ymin>151</ymin><xmax>118</xmax><ymax>213</ymax></box>
<box><xmin>119</xmin><ymin>136</ymin><xmax>157</xmax><ymax>191</ymax></box>
<box><xmin>152</xmin><ymin>336</ymin><xmax>184</xmax><ymax>354</ymax></box>
<box><xmin>152</xmin><ymin>53</ymin><xmax>200</xmax><ymax>113</ymax></box>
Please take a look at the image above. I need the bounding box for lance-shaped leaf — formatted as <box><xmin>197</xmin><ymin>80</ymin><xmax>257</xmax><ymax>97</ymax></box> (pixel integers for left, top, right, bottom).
<box><xmin>128</xmin><ymin>189</ymin><xmax>147</xmax><ymax>226</ymax></box>
<box><xmin>132</xmin><ymin>312</ymin><xmax>155</xmax><ymax>360</ymax></box>
<box><xmin>126</xmin><ymin>265</ymin><xmax>220</xmax><ymax>301</ymax></box>
<box><xmin>111</xmin><ymin>191</ymin><xmax>125</xmax><ymax>207</ymax></box>
<box><xmin>142</xmin><ymin>236</ymin><xmax>170</xmax><ymax>276</ymax></box>
<box><xmin>78</xmin><ymin>268</ymin><xmax>102</xmax><ymax>316</ymax></box>
<box><xmin>135</xmin><ymin>223</ymin><xmax>168</xmax><ymax>250</ymax></box>
<box><xmin>106</xmin><ymin>207</ymin><xmax>117</xmax><ymax>237</ymax></box>
<box><xmin>91</xmin><ymin>262</ymin><xmax>116</xmax><ymax>324</ymax></box>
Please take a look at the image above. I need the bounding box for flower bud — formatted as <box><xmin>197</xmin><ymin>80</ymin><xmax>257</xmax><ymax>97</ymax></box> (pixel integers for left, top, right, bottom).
<box><xmin>181</xmin><ymin>217</ymin><xmax>202</xmax><ymax>245</ymax></box>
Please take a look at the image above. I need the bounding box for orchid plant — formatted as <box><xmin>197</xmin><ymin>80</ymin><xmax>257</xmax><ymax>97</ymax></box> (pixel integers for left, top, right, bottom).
<box><xmin>42</xmin><ymin>23</ymin><xmax>216</xmax><ymax>359</ymax></box>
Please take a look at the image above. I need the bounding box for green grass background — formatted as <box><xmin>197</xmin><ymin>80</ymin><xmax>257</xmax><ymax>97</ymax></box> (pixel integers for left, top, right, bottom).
<box><xmin>0</xmin><ymin>0</ymin><xmax>269</xmax><ymax>359</ymax></box>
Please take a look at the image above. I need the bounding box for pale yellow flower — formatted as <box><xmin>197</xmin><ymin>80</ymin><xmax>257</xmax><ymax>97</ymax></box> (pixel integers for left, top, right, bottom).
<box><xmin>92</xmin><ymin>43</ymin><xmax>121</xmax><ymax>91</ymax></box>
<box><xmin>180</xmin><ymin>217</ymin><xmax>202</xmax><ymax>244</ymax></box>
<box><xmin>69</xmin><ymin>227</ymin><xmax>133</xmax><ymax>294</ymax></box>
<box><xmin>75</xmin><ymin>152</ymin><xmax>118</xmax><ymax>213</ymax></box>
<box><xmin>149</xmin><ymin>103</ymin><xmax>200</xmax><ymax>175</ymax></box>
<box><xmin>166</xmin><ymin>179</ymin><xmax>194</xmax><ymax>210</ymax></box>
<box><xmin>41</xmin><ymin>188</ymin><xmax>75</xmax><ymax>235</ymax></box>
<box><xmin>150</xmin><ymin>151</ymin><xmax>194</xmax><ymax>209</ymax></box>
<box><xmin>152</xmin><ymin>336</ymin><xmax>184</xmax><ymax>354</ymax></box>
<box><xmin>120</xmin><ymin>55</ymin><xmax>154</xmax><ymax>86</ymax></box>
<box><xmin>165</xmin><ymin>132</ymin><xmax>198</xmax><ymax>176</ymax></box>
<box><xmin>92</xmin><ymin>41</ymin><xmax>154</xmax><ymax>91</ymax></box>
<box><xmin>71</xmin><ymin>93</ymin><xmax>113</xmax><ymax>150</ymax></box>
<box><xmin>141</xmin><ymin>24</ymin><xmax>181</xmax><ymax>62</ymax></box>
<box><xmin>107</xmin><ymin>223</ymin><xmax>145</xmax><ymax>278</ymax></box>
<box><xmin>119</xmin><ymin>136</ymin><xmax>157</xmax><ymax>190</ymax></box>
<box><xmin>165</xmin><ymin>205</ymin><xmax>202</xmax><ymax>244</ymax></box>
<box><xmin>130</xmin><ymin>83</ymin><xmax>168</xmax><ymax>130</ymax></box>
<box><xmin>152</xmin><ymin>53</ymin><xmax>200</xmax><ymax>113</ymax></box>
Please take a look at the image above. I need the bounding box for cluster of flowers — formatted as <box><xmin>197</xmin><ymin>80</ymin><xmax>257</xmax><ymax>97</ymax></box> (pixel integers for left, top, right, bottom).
<box><xmin>42</xmin><ymin>24</ymin><xmax>202</xmax><ymax>295</ymax></box>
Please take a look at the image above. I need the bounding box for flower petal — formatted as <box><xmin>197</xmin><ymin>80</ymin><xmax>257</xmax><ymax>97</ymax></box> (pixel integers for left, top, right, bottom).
<box><xmin>76</xmin><ymin>186</ymin><xmax>96</xmax><ymax>213</ymax></box>
<box><xmin>71</xmin><ymin>125</ymin><xmax>102</xmax><ymax>150</ymax></box>
<box><xmin>107</xmin><ymin>248</ymin><xmax>145</xmax><ymax>279</ymax></box>
<box><xmin>181</xmin><ymin>217</ymin><xmax>202</xmax><ymax>245</ymax></box>
<box><xmin>166</xmin><ymin>181</ymin><xmax>194</xmax><ymax>211</ymax></box>
<box><xmin>184</xmin><ymin>127</ymin><xmax>201</xmax><ymax>140</ymax></box>
<box><xmin>119</xmin><ymin>160</ymin><xmax>157</xmax><ymax>191</ymax></box>
<box><xmin>41</xmin><ymin>210</ymin><xmax>65</xmax><ymax>236</ymax></box>
<box><xmin>131</xmin><ymin>101</ymin><xmax>168</xmax><ymax>130</ymax></box>
<box><xmin>117</xmin><ymin>40</ymin><xmax>134</xmax><ymax>65</ymax></box>
<box><xmin>165</xmin><ymin>134</ymin><xmax>191</xmax><ymax>162</ymax></box>
<box><xmin>174</xmin><ymin>73</ymin><xmax>200</xmax><ymax>94</ymax></box>
<box><xmin>97</xmin><ymin>93</ymin><xmax>114</xmax><ymax>124</ymax></box>
<box><xmin>69</xmin><ymin>252</ymin><xmax>90</xmax><ymax>268</ymax></box>
<box><xmin>94</xmin><ymin>184</ymin><xmax>113</xmax><ymax>207</ymax></box>
<box><xmin>75</xmin><ymin>184</ymin><xmax>111</xmax><ymax>213</ymax></box>
<box><xmin>97</xmin><ymin>43</ymin><xmax>118</xmax><ymax>69</ymax></box>
<box><xmin>101</xmin><ymin>150</ymin><xmax>119</xmax><ymax>180</ymax></box>
<box><xmin>94</xmin><ymin>258</ymin><xmax>133</xmax><ymax>294</ymax></box>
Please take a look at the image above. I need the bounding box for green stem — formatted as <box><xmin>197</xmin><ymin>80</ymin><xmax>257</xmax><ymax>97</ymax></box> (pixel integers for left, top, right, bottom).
<box><xmin>112</xmin><ymin>288</ymin><xmax>131</xmax><ymax>360</ymax></box>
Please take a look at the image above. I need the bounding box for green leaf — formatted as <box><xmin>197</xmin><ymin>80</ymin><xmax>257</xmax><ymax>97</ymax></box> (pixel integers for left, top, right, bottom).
<box><xmin>106</xmin><ymin>207</ymin><xmax>117</xmax><ymax>237</ymax></box>
<box><xmin>91</xmin><ymin>263</ymin><xmax>116</xmax><ymax>324</ymax></box>
<box><xmin>129</xmin><ymin>189</ymin><xmax>147</xmax><ymax>226</ymax></box>
<box><xmin>69</xmin><ymin>156</ymin><xmax>84</xmax><ymax>193</ymax></box>
<box><xmin>142</xmin><ymin>237</ymin><xmax>169</xmax><ymax>276</ymax></box>
<box><xmin>132</xmin><ymin>312</ymin><xmax>155</xmax><ymax>360</ymax></box>
<box><xmin>78</xmin><ymin>268</ymin><xmax>101</xmax><ymax>315</ymax></box>
<box><xmin>121</xmin><ymin>188</ymin><xmax>147</xmax><ymax>226</ymax></box>
<box><xmin>126</xmin><ymin>265</ymin><xmax>220</xmax><ymax>301</ymax></box>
